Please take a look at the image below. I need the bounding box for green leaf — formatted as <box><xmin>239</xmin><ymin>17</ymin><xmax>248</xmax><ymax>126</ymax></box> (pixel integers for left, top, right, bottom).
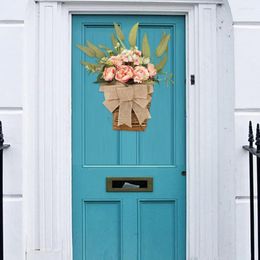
<box><xmin>94</xmin><ymin>79</ymin><xmax>106</xmax><ymax>84</ymax></box>
<box><xmin>99</xmin><ymin>44</ymin><xmax>113</xmax><ymax>52</ymax></box>
<box><xmin>111</xmin><ymin>34</ymin><xmax>118</xmax><ymax>48</ymax></box>
<box><xmin>128</xmin><ymin>22</ymin><xmax>139</xmax><ymax>47</ymax></box>
<box><xmin>114</xmin><ymin>23</ymin><xmax>125</xmax><ymax>41</ymax></box>
<box><xmin>86</xmin><ymin>41</ymin><xmax>106</xmax><ymax>58</ymax></box>
<box><xmin>81</xmin><ymin>61</ymin><xmax>100</xmax><ymax>72</ymax></box>
<box><xmin>99</xmin><ymin>44</ymin><xmax>114</xmax><ymax>55</ymax></box>
<box><xmin>142</xmin><ymin>34</ymin><xmax>150</xmax><ymax>58</ymax></box>
<box><xmin>155</xmin><ymin>55</ymin><xmax>168</xmax><ymax>72</ymax></box>
<box><xmin>155</xmin><ymin>34</ymin><xmax>171</xmax><ymax>57</ymax></box>
<box><xmin>77</xmin><ymin>44</ymin><xmax>95</xmax><ymax>57</ymax></box>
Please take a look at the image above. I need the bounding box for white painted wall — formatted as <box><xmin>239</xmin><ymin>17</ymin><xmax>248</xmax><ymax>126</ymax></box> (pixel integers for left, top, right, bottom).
<box><xmin>0</xmin><ymin>0</ymin><xmax>26</xmax><ymax>259</ymax></box>
<box><xmin>0</xmin><ymin>0</ymin><xmax>259</xmax><ymax>259</ymax></box>
<box><xmin>228</xmin><ymin>0</ymin><xmax>260</xmax><ymax>259</ymax></box>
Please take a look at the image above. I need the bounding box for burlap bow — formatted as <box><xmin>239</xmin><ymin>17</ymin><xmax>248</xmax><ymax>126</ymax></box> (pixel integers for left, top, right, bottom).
<box><xmin>99</xmin><ymin>83</ymin><xmax>154</xmax><ymax>127</ymax></box>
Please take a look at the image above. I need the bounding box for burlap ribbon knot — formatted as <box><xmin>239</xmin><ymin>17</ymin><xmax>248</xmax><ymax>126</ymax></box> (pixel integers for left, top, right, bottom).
<box><xmin>100</xmin><ymin>83</ymin><xmax>154</xmax><ymax>127</ymax></box>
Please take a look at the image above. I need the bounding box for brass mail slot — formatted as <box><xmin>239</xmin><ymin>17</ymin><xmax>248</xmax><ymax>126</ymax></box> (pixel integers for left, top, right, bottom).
<box><xmin>106</xmin><ymin>177</ymin><xmax>153</xmax><ymax>192</ymax></box>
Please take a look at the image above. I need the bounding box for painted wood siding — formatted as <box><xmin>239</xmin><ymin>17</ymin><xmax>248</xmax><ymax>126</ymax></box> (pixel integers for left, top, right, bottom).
<box><xmin>232</xmin><ymin>4</ymin><xmax>260</xmax><ymax>258</ymax></box>
<box><xmin>0</xmin><ymin>0</ymin><xmax>26</xmax><ymax>260</ymax></box>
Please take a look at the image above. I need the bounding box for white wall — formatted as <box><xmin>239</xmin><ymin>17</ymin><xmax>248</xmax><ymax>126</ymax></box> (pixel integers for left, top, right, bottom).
<box><xmin>0</xmin><ymin>0</ymin><xmax>259</xmax><ymax>259</ymax></box>
<box><xmin>228</xmin><ymin>0</ymin><xmax>260</xmax><ymax>259</ymax></box>
<box><xmin>0</xmin><ymin>0</ymin><xmax>26</xmax><ymax>260</ymax></box>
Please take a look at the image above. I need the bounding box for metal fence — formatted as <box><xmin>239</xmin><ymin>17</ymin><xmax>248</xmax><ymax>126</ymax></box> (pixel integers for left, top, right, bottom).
<box><xmin>243</xmin><ymin>121</ymin><xmax>260</xmax><ymax>260</ymax></box>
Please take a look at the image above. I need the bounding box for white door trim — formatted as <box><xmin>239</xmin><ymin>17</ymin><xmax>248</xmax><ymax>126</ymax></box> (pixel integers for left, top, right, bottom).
<box><xmin>35</xmin><ymin>0</ymin><xmax>224</xmax><ymax>4</ymax></box>
<box><xmin>24</xmin><ymin>1</ymin><xmax>234</xmax><ymax>259</ymax></box>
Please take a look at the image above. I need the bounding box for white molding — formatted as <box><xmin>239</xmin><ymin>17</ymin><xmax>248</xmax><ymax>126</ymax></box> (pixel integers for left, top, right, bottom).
<box><xmin>35</xmin><ymin>0</ymin><xmax>224</xmax><ymax>4</ymax></box>
<box><xmin>26</xmin><ymin>251</ymin><xmax>62</xmax><ymax>260</ymax></box>
<box><xmin>24</xmin><ymin>1</ymin><xmax>235</xmax><ymax>260</ymax></box>
<box><xmin>198</xmin><ymin>4</ymin><xmax>218</xmax><ymax>259</ymax></box>
<box><xmin>37</xmin><ymin>0</ymin><xmax>72</xmax><ymax>253</ymax></box>
<box><xmin>38</xmin><ymin>2</ymin><xmax>56</xmax><ymax>250</ymax></box>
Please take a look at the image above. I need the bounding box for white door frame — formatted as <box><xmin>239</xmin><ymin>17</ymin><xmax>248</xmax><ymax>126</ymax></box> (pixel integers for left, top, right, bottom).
<box><xmin>24</xmin><ymin>1</ymin><xmax>235</xmax><ymax>260</ymax></box>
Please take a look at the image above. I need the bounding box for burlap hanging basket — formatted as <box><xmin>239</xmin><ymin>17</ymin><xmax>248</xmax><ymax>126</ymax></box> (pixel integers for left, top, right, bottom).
<box><xmin>112</xmin><ymin>101</ymin><xmax>151</xmax><ymax>131</ymax></box>
<box><xmin>100</xmin><ymin>83</ymin><xmax>154</xmax><ymax>131</ymax></box>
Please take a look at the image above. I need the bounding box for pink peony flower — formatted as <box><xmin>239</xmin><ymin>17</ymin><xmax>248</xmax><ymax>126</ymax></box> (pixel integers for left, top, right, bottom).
<box><xmin>103</xmin><ymin>66</ymin><xmax>116</xmax><ymax>81</ymax></box>
<box><xmin>108</xmin><ymin>56</ymin><xmax>123</xmax><ymax>67</ymax></box>
<box><xmin>133</xmin><ymin>58</ymin><xmax>140</xmax><ymax>66</ymax></box>
<box><xmin>132</xmin><ymin>54</ymin><xmax>140</xmax><ymax>65</ymax></box>
<box><xmin>115</xmin><ymin>65</ymin><xmax>134</xmax><ymax>83</ymax></box>
<box><xmin>147</xmin><ymin>63</ymin><xmax>157</xmax><ymax>78</ymax></box>
<box><xmin>133</xmin><ymin>66</ymin><xmax>149</xmax><ymax>83</ymax></box>
<box><xmin>121</xmin><ymin>53</ymin><xmax>133</xmax><ymax>63</ymax></box>
<box><xmin>134</xmin><ymin>49</ymin><xmax>142</xmax><ymax>56</ymax></box>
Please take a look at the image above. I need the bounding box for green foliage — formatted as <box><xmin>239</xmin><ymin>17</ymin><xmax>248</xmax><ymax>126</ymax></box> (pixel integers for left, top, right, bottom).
<box><xmin>81</xmin><ymin>61</ymin><xmax>100</xmax><ymax>73</ymax></box>
<box><xmin>155</xmin><ymin>55</ymin><xmax>168</xmax><ymax>72</ymax></box>
<box><xmin>93</xmin><ymin>72</ymin><xmax>105</xmax><ymax>83</ymax></box>
<box><xmin>86</xmin><ymin>41</ymin><xmax>106</xmax><ymax>58</ymax></box>
<box><xmin>98</xmin><ymin>44</ymin><xmax>114</xmax><ymax>56</ymax></box>
<box><xmin>158</xmin><ymin>72</ymin><xmax>174</xmax><ymax>87</ymax></box>
<box><xmin>111</xmin><ymin>34</ymin><xmax>119</xmax><ymax>48</ymax></box>
<box><xmin>76</xmin><ymin>44</ymin><xmax>95</xmax><ymax>57</ymax></box>
<box><xmin>113</xmin><ymin>23</ymin><xmax>125</xmax><ymax>41</ymax></box>
<box><xmin>156</xmin><ymin>34</ymin><xmax>171</xmax><ymax>57</ymax></box>
<box><xmin>77</xmin><ymin>21</ymin><xmax>172</xmax><ymax>86</ymax></box>
<box><xmin>98</xmin><ymin>44</ymin><xmax>112</xmax><ymax>52</ymax></box>
<box><xmin>128</xmin><ymin>23</ymin><xmax>139</xmax><ymax>48</ymax></box>
<box><xmin>142</xmin><ymin>34</ymin><xmax>150</xmax><ymax>58</ymax></box>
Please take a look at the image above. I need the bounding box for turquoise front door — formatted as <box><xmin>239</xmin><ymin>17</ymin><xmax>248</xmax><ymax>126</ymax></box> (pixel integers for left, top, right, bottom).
<box><xmin>72</xmin><ymin>15</ymin><xmax>186</xmax><ymax>260</ymax></box>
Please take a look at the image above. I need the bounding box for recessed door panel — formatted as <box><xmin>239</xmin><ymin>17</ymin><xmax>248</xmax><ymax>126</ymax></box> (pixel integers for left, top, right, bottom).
<box><xmin>139</xmin><ymin>200</ymin><xmax>176</xmax><ymax>260</ymax></box>
<box><xmin>83</xmin><ymin>201</ymin><xmax>121</xmax><ymax>260</ymax></box>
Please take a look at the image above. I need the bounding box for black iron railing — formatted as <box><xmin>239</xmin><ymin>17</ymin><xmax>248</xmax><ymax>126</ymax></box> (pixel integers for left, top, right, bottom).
<box><xmin>243</xmin><ymin>121</ymin><xmax>260</xmax><ymax>260</ymax></box>
<box><xmin>0</xmin><ymin>121</ymin><xmax>10</xmax><ymax>260</ymax></box>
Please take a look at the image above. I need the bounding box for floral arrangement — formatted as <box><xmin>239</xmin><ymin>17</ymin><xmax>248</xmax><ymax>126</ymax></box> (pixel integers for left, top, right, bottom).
<box><xmin>77</xmin><ymin>22</ymin><xmax>171</xmax><ymax>85</ymax></box>
<box><xmin>77</xmin><ymin>23</ymin><xmax>171</xmax><ymax>131</ymax></box>
<box><xmin>102</xmin><ymin>51</ymin><xmax>157</xmax><ymax>84</ymax></box>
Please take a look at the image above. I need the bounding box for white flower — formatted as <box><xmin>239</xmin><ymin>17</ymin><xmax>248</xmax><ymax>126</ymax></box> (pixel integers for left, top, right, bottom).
<box><xmin>142</xmin><ymin>57</ymin><xmax>150</xmax><ymax>65</ymax></box>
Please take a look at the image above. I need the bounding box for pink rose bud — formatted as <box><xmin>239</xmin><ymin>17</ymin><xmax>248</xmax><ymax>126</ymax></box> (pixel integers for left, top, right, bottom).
<box><xmin>103</xmin><ymin>66</ymin><xmax>116</xmax><ymax>81</ymax></box>
<box><xmin>147</xmin><ymin>63</ymin><xmax>157</xmax><ymax>78</ymax></box>
<box><xmin>115</xmin><ymin>65</ymin><xmax>134</xmax><ymax>83</ymax></box>
<box><xmin>133</xmin><ymin>66</ymin><xmax>149</xmax><ymax>83</ymax></box>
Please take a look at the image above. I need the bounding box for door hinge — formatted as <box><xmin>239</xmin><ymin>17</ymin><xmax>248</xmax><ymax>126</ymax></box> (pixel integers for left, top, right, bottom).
<box><xmin>190</xmin><ymin>74</ymin><xmax>195</xmax><ymax>85</ymax></box>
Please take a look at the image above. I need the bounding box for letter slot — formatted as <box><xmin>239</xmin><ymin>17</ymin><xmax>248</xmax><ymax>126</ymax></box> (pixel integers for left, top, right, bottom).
<box><xmin>106</xmin><ymin>177</ymin><xmax>153</xmax><ymax>192</ymax></box>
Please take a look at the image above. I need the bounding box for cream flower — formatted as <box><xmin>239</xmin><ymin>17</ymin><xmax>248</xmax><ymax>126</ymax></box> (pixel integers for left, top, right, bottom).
<box><xmin>142</xmin><ymin>57</ymin><xmax>150</xmax><ymax>65</ymax></box>
<box><xmin>108</xmin><ymin>55</ymin><xmax>123</xmax><ymax>67</ymax></box>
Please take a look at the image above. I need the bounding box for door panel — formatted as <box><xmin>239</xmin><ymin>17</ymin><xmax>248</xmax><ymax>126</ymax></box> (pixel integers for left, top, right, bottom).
<box><xmin>139</xmin><ymin>200</ymin><xmax>176</xmax><ymax>260</ymax></box>
<box><xmin>72</xmin><ymin>15</ymin><xmax>186</xmax><ymax>260</ymax></box>
<box><xmin>83</xmin><ymin>201</ymin><xmax>122</xmax><ymax>259</ymax></box>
